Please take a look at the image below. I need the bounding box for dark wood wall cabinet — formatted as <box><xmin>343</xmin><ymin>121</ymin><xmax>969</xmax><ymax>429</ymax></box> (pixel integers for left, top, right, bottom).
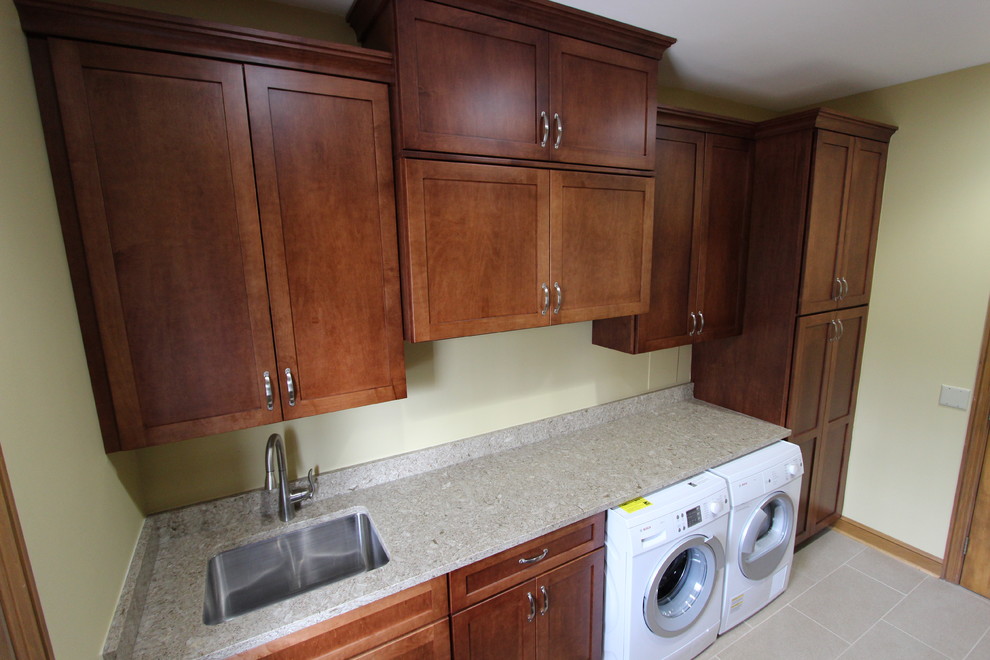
<box><xmin>349</xmin><ymin>0</ymin><xmax>674</xmax><ymax>341</ymax></box>
<box><xmin>593</xmin><ymin>106</ymin><xmax>755</xmax><ymax>353</ymax></box>
<box><xmin>693</xmin><ymin>108</ymin><xmax>896</xmax><ymax>543</ymax></box>
<box><xmin>17</xmin><ymin>0</ymin><xmax>407</xmax><ymax>451</ymax></box>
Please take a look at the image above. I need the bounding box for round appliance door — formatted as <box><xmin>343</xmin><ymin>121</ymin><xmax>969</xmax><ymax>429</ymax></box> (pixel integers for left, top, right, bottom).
<box><xmin>739</xmin><ymin>491</ymin><xmax>795</xmax><ymax>581</ymax></box>
<box><xmin>643</xmin><ymin>534</ymin><xmax>724</xmax><ymax>637</ymax></box>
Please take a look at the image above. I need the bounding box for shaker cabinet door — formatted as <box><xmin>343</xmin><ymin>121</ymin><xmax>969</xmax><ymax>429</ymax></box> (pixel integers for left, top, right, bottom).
<box><xmin>551</xmin><ymin>171</ymin><xmax>654</xmax><ymax>324</ymax></box>
<box><xmin>245</xmin><ymin>66</ymin><xmax>406</xmax><ymax>419</ymax></box>
<box><xmin>401</xmin><ymin>160</ymin><xmax>551</xmax><ymax>340</ymax></box>
<box><xmin>396</xmin><ymin>0</ymin><xmax>549</xmax><ymax>160</ymax></box>
<box><xmin>837</xmin><ymin>139</ymin><xmax>887</xmax><ymax>308</ymax></box>
<box><xmin>49</xmin><ymin>39</ymin><xmax>280</xmax><ymax>449</ymax></box>
<box><xmin>549</xmin><ymin>35</ymin><xmax>656</xmax><ymax>170</ymax></box>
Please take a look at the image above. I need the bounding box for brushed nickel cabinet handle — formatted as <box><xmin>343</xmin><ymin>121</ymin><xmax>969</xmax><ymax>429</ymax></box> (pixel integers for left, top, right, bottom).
<box><xmin>553</xmin><ymin>112</ymin><xmax>563</xmax><ymax>149</ymax></box>
<box><xmin>527</xmin><ymin>591</ymin><xmax>536</xmax><ymax>622</ymax></box>
<box><xmin>519</xmin><ymin>548</ymin><xmax>549</xmax><ymax>564</ymax></box>
<box><xmin>540</xmin><ymin>585</ymin><xmax>550</xmax><ymax>616</ymax></box>
<box><xmin>285</xmin><ymin>367</ymin><xmax>296</xmax><ymax>407</ymax></box>
<box><xmin>540</xmin><ymin>111</ymin><xmax>550</xmax><ymax>148</ymax></box>
<box><xmin>541</xmin><ymin>282</ymin><xmax>550</xmax><ymax>315</ymax></box>
<box><xmin>828</xmin><ymin>320</ymin><xmax>837</xmax><ymax>342</ymax></box>
<box><xmin>689</xmin><ymin>312</ymin><xmax>697</xmax><ymax>336</ymax></box>
<box><xmin>263</xmin><ymin>371</ymin><xmax>274</xmax><ymax>411</ymax></box>
<box><xmin>697</xmin><ymin>310</ymin><xmax>705</xmax><ymax>335</ymax></box>
<box><xmin>841</xmin><ymin>277</ymin><xmax>849</xmax><ymax>299</ymax></box>
<box><xmin>553</xmin><ymin>282</ymin><xmax>563</xmax><ymax>314</ymax></box>
<box><xmin>833</xmin><ymin>277</ymin><xmax>842</xmax><ymax>302</ymax></box>
<box><xmin>836</xmin><ymin>318</ymin><xmax>845</xmax><ymax>341</ymax></box>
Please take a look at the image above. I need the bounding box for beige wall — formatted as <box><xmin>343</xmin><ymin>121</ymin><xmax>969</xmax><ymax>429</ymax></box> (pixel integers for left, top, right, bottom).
<box><xmin>822</xmin><ymin>65</ymin><xmax>990</xmax><ymax>558</ymax></box>
<box><xmin>0</xmin><ymin>1</ymin><xmax>145</xmax><ymax>658</ymax></box>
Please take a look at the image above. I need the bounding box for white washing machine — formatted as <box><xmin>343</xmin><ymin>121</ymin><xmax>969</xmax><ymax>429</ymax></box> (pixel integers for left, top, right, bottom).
<box><xmin>603</xmin><ymin>472</ymin><xmax>729</xmax><ymax>660</ymax></box>
<box><xmin>708</xmin><ymin>441</ymin><xmax>804</xmax><ymax>634</ymax></box>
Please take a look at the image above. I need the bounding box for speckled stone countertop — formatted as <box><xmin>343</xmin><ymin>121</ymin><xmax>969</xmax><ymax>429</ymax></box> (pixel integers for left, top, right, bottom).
<box><xmin>103</xmin><ymin>384</ymin><xmax>789</xmax><ymax>659</ymax></box>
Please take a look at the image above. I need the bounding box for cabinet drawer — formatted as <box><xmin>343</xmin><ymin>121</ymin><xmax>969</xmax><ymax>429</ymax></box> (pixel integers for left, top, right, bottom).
<box><xmin>449</xmin><ymin>513</ymin><xmax>605</xmax><ymax>611</ymax></box>
<box><xmin>353</xmin><ymin>619</ymin><xmax>451</xmax><ymax>659</ymax></box>
<box><xmin>235</xmin><ymin>576</ymin><xmax>449</xmax><ymax>659</ymax></box>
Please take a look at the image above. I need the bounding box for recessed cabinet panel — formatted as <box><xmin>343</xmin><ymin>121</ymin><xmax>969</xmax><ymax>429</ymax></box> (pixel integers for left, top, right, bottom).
<box><xmin>826</xmin><ymin>309</ymin><xmax>867</xmax><ymax>423</ymax></box>
<box><xmin>49</xmin><ymin>40</ymin><xmax>280</xmax><ymax>447</ymax></box>
<box><xmin>786</xmin><ymin>314</ymin><xmax>831</xmax><ymax>437</ymax></box>
<box><xmin>451</xmin><ymin>581</ymin><xmax>539</xmax><ymax>660</ymax></box>
<box><xmin>246</xmin><ymin>66</ymin><xmax>405</xmax><ymax>419</ymax></box>
<box><xmin>397</xmin><ymin>0</ymin><xmax>549</xmax><ymax>159</ymax></box>
<box><xmin>402</xmin><ymin>160</ymin><xmax>551</xmax><ymax>340</ymax></box>
<box><xmin>839</xmin><ymin>140</ymin><xmax>887</xmax><ymax>307</ymax></box>
<box><xmin>550</xmin><ymin>35</ymin><xmax>656</xmax><ymax>169</ymax></box>
<box><xmin>697</xmin><ymin>134</ymin><xmax>752</xmax><ymax>339</ymax></box>
<box><xmin>800</xmin><ymin>132</ymin><xmax>851</xmax><ymax>315</ymax></box>
<box><xmin>552</xmin><ymin>171</ymin><xmax>653</xmax><ymax>323</ymax></box>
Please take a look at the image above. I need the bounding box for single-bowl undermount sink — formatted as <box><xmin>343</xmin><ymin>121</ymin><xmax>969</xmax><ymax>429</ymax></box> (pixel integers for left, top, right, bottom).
<box><xmin>203</xmin><ymin>510</ymin><xmax>389</xmax><ymax>625</ymax></box>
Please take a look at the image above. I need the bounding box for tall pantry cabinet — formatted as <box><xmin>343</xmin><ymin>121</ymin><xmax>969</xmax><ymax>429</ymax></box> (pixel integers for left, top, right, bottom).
<box><xmin>693</xmin><ymin>108</ymin><xmax>896</xmax><ymax>543</ymax></box>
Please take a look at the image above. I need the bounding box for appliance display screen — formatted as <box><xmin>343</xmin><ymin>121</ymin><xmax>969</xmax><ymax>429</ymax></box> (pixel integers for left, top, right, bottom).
<box><xmin>685</xmin><ymin>506</ymin><xmax>702</xmax><ymax>527</ymax></box>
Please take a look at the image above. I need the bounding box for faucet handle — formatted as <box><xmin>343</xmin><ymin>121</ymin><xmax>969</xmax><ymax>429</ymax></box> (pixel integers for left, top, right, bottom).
<box><xmin>305</xmin><ymin>468</ymin><xmax>318</xmax><ymax>500</ymax></box>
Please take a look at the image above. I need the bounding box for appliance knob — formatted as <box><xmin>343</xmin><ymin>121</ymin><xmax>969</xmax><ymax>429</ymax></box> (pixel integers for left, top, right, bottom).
<box><xmin>708</xmin><ymin>500</ymin><xmax>723</xmax><ymax>515</ymax></box>
<box><xmin>786</xmin><ymin>463</ymin><xmax>799</xmax><ymax>476</ymax></box>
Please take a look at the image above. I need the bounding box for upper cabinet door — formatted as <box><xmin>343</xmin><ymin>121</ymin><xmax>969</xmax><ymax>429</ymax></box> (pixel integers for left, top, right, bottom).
<box><xmin>800</xmin><ymin>131</ymin><xmax>852</xmax><ymax>315</ymax></box>
<box><xmin>245</xmin><ymin>66</ymin><xmax>406</xmax><ymax>419</ymax></box>
<box><xmin>800</xmin><ymin>131</ymin><xmax>888</xmax><ymax>315</ymax></box>
<box><xmin>695</xmin><ymin>133</ymin><xmax>753</xmax><ymax>340</ymax></box>
<box><xmin>550</xmin><ymin>171</ymin><xmax>654</xmax><ymax>324</ymax></box>
<box><xmin>837</xmin><ymin>139</ymin><xmax>888</xmax><ymax>308</ymax></box>
<box><xmin>402</xmin><ymin>160</ymin><xmax>551</xmax><ymax>341</ymax></box>
<box><xmin>396</xmin><ymin>0</ymin><xmax>550</xmax><ymax>159</ymax></box>
<box><xmin>49</xmin><ymin>40</ymin><xmax>280</xmax><ymax>449</ymax></box>
<box><xmin>549</xmin><ymin>35</ymin><xmax>657</xmax><ymax>170</ymax></box>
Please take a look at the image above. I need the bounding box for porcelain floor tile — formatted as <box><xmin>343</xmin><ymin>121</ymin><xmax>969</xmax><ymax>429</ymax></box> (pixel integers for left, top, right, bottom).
<box><xmin>883</xmin><ymin>577</ymin><xmax>990</xmax><ymax>659</ymax></box>
<box><xmin>791</xmin><ymin>565</ymin><xmax>905</xmax><ymax>642</ymax></box>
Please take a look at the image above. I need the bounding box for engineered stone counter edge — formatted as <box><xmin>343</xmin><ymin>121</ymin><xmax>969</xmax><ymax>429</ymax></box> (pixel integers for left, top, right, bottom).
<box><xmin>104</xmin><ymin>385</ymin><xmax>789</xmax><ymax>659</ymax></box>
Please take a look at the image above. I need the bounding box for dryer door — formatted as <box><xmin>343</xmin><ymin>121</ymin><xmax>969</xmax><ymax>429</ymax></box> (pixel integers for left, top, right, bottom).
<box><xmin>643</xmin><ymin>534</ymin><xmax>724</xmax><ymax>637</ymax></box>
<box><xmin>739</xmin><ymin>491</ymin><xmax>795</xmax><ymax>581</ymax></box>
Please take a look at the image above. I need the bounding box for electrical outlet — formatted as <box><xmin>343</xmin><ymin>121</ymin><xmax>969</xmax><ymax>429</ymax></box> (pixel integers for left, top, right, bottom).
<box><xmin>939</xmin><ymin>385</ymin><xmax>971</xmax><ymax>410</ymax></box>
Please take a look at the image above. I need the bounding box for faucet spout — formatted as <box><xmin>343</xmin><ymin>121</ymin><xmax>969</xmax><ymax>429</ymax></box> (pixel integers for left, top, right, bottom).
<box><xmin>264</xmin><ymin>433</ymin><xmax>317</xmax><ymax>522</ymax></box>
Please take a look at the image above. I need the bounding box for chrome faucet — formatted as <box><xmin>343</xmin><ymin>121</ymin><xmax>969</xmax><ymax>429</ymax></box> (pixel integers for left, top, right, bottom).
<box><xmin>264</xmin><ymin>433</ymin><xmax>317</xmax><ymax>522</ymax></box>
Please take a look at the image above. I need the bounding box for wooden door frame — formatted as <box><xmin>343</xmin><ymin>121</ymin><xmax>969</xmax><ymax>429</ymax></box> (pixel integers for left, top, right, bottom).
<box><xmin>944</xmin><ymin>295</ymin><xmax>990</xmax><ymax>583</ymax></box>
<box><xmin>0</xmin><ymin>445</ymin><xmax>55</xmax><ymax>658</ymax></box>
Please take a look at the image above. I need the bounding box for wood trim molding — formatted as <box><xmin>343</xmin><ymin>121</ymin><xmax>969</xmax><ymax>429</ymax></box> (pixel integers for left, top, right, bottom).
<box><xmin>0</xmin><ymin>447</ymin><xmax>55</xmax><ymax>659</ymax></box>
<box><xmin>656</xmin><ymin>104</ymin><xmax>758</xmax><ymax>138</ymax></box>
<box><xmin>756</xmin><ymin>107</ymin><xmax>898</xmax><ymax>142</ymax></box>
<box><xmin>943</xmin><ymin>295</ymin><xmax>990</xmax><ymax>583</ymax></box>
<box><xmin>832</xmin><ymin>517</ymin><xmax>943</xmax><ymax>576</ymax></box>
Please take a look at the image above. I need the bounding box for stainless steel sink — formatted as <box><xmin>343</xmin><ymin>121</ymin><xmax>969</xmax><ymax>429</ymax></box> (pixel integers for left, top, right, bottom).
<box><xmin>203</xmin><ymin>511</ymin><xmax>389</xmax><ymax>625</ymax></box>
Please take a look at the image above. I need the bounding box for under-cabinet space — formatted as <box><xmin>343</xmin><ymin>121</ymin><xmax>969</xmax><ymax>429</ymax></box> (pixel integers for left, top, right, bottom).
<box><xmin>593</xmin><ymin>108</ymin><xmax>754</xmax><ymax>353</ymax></box>
<box><xmin>350</xmin><ymin>0</ymin><xmax>670</xmax><ymax>170</ymax></box>
<box><xmin>22</xmin><ymin>3</ymin><xmax>406</xmax><ymax>451</ymax></box>
<box><xmin>401</xmin><ymin>160</ymin><xmax>653</xmax><ymax>341</ymax></box>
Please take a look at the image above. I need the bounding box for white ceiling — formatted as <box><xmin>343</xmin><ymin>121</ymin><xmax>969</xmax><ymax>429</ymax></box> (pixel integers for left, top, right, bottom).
<box><xmin>281</xmin><ymin>0</ymin><xmax>990</xmax><ymax>111</ymax></box>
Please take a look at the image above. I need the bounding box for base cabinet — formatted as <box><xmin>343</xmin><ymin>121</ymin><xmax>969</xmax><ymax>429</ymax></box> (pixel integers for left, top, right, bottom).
<box><xmin>451</xmin><ymin>549</ymin><xmax>604</xmax><ymax>660</ymax></box>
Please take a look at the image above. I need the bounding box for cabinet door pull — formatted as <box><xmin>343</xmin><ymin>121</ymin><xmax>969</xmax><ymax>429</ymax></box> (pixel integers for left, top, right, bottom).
<box><xmin>688</xmin><ymin>312</ymin><xmax>697</xmax><ymax>336</ymax></box>
<box><xmin>541</xmin><ymin>282</ymin><xmax>550</xmax><ymax>315</ymax></box>
<box><xmin>285</xmin><ymin>367</ymin><xmax>296</xmax><ymax>406</ymax></box>
<box><xmin>553</xmin><ymin>282</ymin><xmax>563</xmax><ymax>314</ymax></box>
<box><xmin>540</xmin><ymin>585</ymin><xmax>550</xmax><ymax>616</ymax></box>
<box><xmin>527</xmin><ymin>591</ymin><xmax>536</xmax><ymax>622</ymax></box>
<box><xmin>828</xmin><ymin>320</ymin><xmax>836</xmax><ymax>342</ymax></box>
<box><xmin>540</xmin><ymin>111</ymin><xmax>550</xmax><ymax>148</ymax></box>
<box><xmin>519</xmin><ymin>548</ymin><xmax>549</xmax><ymax>564</ymax></box>
<box><xmin>841</xmin><ymin>277</ymin><xmax>849</xmax><ymax>299</ymax></box>
<box><xmin>697</xmin><ymin>310</ymin><xmax>705</xmax><ymax>335</ymax></box>
<box><xmin>836</xmin><ymin>318</ymin><xmax>845</xmax><ymax>341</ymax></box>
<box><xmin>833</xmin><ymin>277</ymin><xmax>842</xmax><ymax>302</ymax></box>
<box><xmin>263</xmin><ymin>371</ymin><xmax>274</xmax><ymax>411</ymax></box>
<box><xmin>553</xmin><ymin>112</ymin><xmax>563</xmax><ymax>149</ymax></box>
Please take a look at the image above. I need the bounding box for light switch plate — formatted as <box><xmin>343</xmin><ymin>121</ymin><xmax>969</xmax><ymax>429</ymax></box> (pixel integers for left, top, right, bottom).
<box><xmin>939</xmin><ymin>385</ymin><xmax>971</xmax><ymax>410</ymax></box>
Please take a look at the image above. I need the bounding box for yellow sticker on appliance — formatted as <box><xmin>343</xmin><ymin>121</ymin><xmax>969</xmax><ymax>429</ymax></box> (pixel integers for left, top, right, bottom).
<box><xmin>619</xmin><ymin>497</ymin><xmax>652</xmax><ymax>513</ymax></box>
<box><xmin>730</xmin><ymin>594</ymin><xmax>744</xmax><ymax>611</ymax></box>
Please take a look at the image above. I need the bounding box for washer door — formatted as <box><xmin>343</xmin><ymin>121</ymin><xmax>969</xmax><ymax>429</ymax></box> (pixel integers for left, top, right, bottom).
<box><xmin>739</xmin><ymin>491</ymin><xmax>795</xmax><ymax>581</ymax></box>
<box><xmin>643</xmin><ymin>534</ymin><xmax>724</xmax><ymax>637</ymax></box>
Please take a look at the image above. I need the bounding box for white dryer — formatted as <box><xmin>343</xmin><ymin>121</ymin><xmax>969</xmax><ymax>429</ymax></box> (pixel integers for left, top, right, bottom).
<box><xmin>708</xmin><ymin>441</ymin><xmax>804</xmax><ymax>634</ymax></box>
<box><xmin>604</xmin><ymin>472</ymin><xmax>729</xmax><ymax>660</ymax></box>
